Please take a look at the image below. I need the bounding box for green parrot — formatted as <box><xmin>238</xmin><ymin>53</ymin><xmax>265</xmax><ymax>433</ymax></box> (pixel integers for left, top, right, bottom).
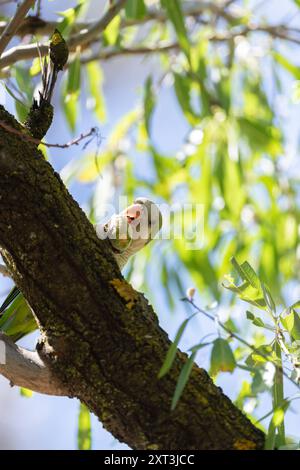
<box><xmin>0</xmin><ymin>198</ymin><xmax>162</xmax><ymax>342</ymax></box>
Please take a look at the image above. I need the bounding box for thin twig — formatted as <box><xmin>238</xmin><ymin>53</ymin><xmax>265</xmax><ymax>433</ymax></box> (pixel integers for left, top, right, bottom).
<box><xmin>185</xmin><ymin>298</ymin><xmax>300</xmax><ymax>391</ymax></box>
<box><xmin>1</xmin><ymin>19</ymin><xmax>300</xmax><ymax>71</ymax></box>
<box><xmin>0</xmin><ymin>0</ymin><xmax>36</xmax><ymax>57</ymax></box>
<box><xmin>0</xmin><ymin>120</ymin><xmax>100</xmax><ymax>150</ymax></box>
<box><xmin>80</xmin><ymin>43</ymin><xmax>179</xmax><ymax>64</ymax></box>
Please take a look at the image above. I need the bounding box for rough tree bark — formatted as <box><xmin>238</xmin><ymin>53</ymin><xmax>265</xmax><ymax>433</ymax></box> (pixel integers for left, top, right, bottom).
<box><xmin>0</xmin><ymin>104</ymin><xmax>264</xmax><ymax>450</ymax></box>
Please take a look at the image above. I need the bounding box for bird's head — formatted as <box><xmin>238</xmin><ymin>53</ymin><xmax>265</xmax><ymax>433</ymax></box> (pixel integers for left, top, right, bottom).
<box><xmin>120</xmin><ymin>197</ymin><xmax>162</xmax><ymax>251</ymax></box>
<box><xmin>101</xmin><ymin>197</ymin><xmax>162</xmax><ymax>269</ymax></box>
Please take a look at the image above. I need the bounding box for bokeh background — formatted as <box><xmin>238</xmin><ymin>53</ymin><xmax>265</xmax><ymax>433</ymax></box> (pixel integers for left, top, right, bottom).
<box><xmin>0</xmin><ymin>0</ymin><xmax>300</xmax><ymax>449</ymax></box>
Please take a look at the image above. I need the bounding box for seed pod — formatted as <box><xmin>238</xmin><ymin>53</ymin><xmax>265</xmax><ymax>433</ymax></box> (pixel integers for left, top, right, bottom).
<box><xmin>186</xmin><ymin>287</ymin><xmax>196</xmax><ymax>300</ymax></box>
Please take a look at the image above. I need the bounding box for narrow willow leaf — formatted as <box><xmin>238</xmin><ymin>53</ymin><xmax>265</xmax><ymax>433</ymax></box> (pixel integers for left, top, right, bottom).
<box><xmin>86</xmin><ymin>62</ymin><xmax>106</xmax><ymax>122</ymax></box>
<box><xmin>125</xmin><ymin>0</ymin><xmax>146</xmax><ymax>19</ymax></box>
<box><xmin>103</xmin><ymin>14</ymin><xmax>120</xmax><ymax>45</ymax></box>
<box><xmin>67</xmin><ymin>50</ymin><xmax>81</xmax><ymax>94</ymax></box>
<box><xmin>188</xmin><ymin>342</ymin><xmax>211</xmax><ymax>354</ymax></box>
<box><xmin>265</xmin><ymin>419</ymin><xmax>276</xmax><ymax>450</ymax></box>
<box><xmin>57</xmin><ymin>1</ymin><xmax>85</xmax><ymax>36</ymax></box>
<box><xmin>261</xmin><ymin>282</ymin><xmax>276</xmax><ymax>313</ymax></box>
<box><xmin>290</xmin><ymin>300</ymin><xmax>300</xmax><ymax>311</ymax></box>
<box><xmin>281</xmin><ymin>309</ymin><xmax>300</xmax><ymax>341</ymax></box>
<box><xmin>161</xmin><ymin>0</ymin><xmax>190</xmax><ymax>58</ymax></box>
<box><xmin>272</xmin><ymin>407</ymin><xmax>285</xmax><ymax>427</ymax></box>
<box><xmin>231</xmin><ymin>257</ymin><xmax>261</xmax><ymax>290</ymax></box>
<box><xmin>15</xmin><ymin>66</ymin><xmax>33</xmax><ymax>101</ymax></box>
<box><xmin>158</xmin><ymin>314</ymin><xmax>195</xmax><ymax>378</ymax></box>
<box><xmin>246</xmin><ymin>311</ymin><xmax>265</xmax><ymax>328</ymax></box>
<box><xmin>63</xmin><ymin>91</ymin><xmax>78</xmax><ymax>132</ymax></box>
<box><xmin>210</xmin><ymin>338</ymin><xmax>236</xmax><ymax>376</ymax></box>
<box><xmin>273</xmin><ymin>51</ymin><xmax>300</xmax><ymax>80</ymax></box>
<box><xmin>173</xmin><ymin>72</ymin><xmax>198</xmax><ymax>124</ymax></box>
<box><xmin>245</xmin><ymin>344</ymin><xmax>273</xmax><ymax>368</ymax></box>
<box><xmin>223</xmin><ymin>258</ymin><xmax>266</xmax><ymax>309</ymax></box>
<box><xmin>4</xmin><ymin>83</ymin><xmax>28</xmax><ymax>110</ymax></box>
<box><xmin>78</xmin><ymin>403</ymin><xmax>92</xmax><ymax>450</ymax></box>
<box><xmin>171</xmin><ymin>352</ymin><xmax>196</xmax><ymax>410</ymax></box>
<box><xmin>144</xmin><ymin>76</ymin><xmax>155</xmax><ymax>135</ymax></box>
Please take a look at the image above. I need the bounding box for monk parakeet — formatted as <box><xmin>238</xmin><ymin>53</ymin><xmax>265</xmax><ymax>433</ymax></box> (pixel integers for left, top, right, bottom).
<box><xmin>0</xmin><ymin>197</ymin><xmax>162</xmax><ymax>342</ymax></box>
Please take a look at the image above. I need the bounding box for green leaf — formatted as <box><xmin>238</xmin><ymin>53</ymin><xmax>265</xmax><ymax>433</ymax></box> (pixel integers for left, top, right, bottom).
<box><xmin>188</xmin><ymin>342</ymin><xmax>211</xmax><ymax>354</ymax></box>
<box><xmin>86</xmin><ymin>62</ymin><xmax>106</xmax><ymax>122</ymax></box>
<box><xmin>289</xmin><ymin>300</ymin><xmax>300</xmax><ymax>311</ymax></box>
<box><xmin>61</xmin><ymin>48</ymin><xmax>81</xmax><ymax>132</ymax></box>
<box><xmin>245</xmin><ymin>344</ymin><xmax>273</xmax><ymax>368</ymax></box>
<box><xmin>67</xmin><ymin>51</ymin><xmax>81</xmax><ymax>94</ymax></box>
<box><xmin>246</xmin><ymin>311</ymin><xmax>265</xmax><ymax>328</ymax></box>
<box><xmin>158</xmin><ymin>314</ymin><xmax>195</xmax><ymax>378</ymax></box>
<box><xmin>15</xmin><ymin>100</ymin><xmax>29</xmax><ymax>122</ymax></box>
<box><xmin>78</xmin><ymin>403</ymin><xmax>91</xmax><ymax>450</ymax></box>
<box><xmin>281</xmin><ymin>309</ymin><xmax>300</xmax><ymax>341</ymax></box>
<box><xmin>171</xmin><ymin>352</ymin><xmax>196</xmax><ymax>410</ymax></box>
<box><xmin>57</xmin><ymin>1</ymin><xmax>85</xmax><ymax>36</ymax></box>
<box><xmin>144</xmin><ymin>76</ymin><xmax>155</xmax><ymax>135</ymax></box>
<box><xmin>14</xmin><ymin>66</ymin><xmax>33</xmax><ymax>101</ymax></box>
<box><xmin>272</xmin><ymin>407</ymin><xmax>285</xmax><ymax>427</ymax></box>
<box><xmin>125</xmin><ymin>0</ymin><xmax>146</xmax><ymax>19</ymax></box>
<box><xmin>273</xmin><ymin>51</ymin><xmax>300</xmax><ymax>80</ymax></box>
<box><xmin>173</xmin><ymin>72</ymin><xmax>198</xmax><ymax>124</ymax></box>
<box><xmin>3</xmin><ymin>83</ymin><xmax>29</xmax><ymax>121</ymax></box>
<box><xmin>265</xmin><ymin>418</ymin><xmax>276</xmax><ymax>450</ymax></box>
<box><xmin>210</xmin><ymin>338</ymin><xmax>236</xmax><ymax>376</ymax></box>
<box><xmin>231</xmin><ymin>257</ymin><xmax>260</xmax><ymax>290</ymax></box>
<box><xmin>261</xmin><ymin>282</ymin><xmax>276</xmax><ymax>313</ymax></box>
<box><xmin>20</xmin><ymin>387</ymin><xmax>33</xmax><ymax>398</ymax></box>
<box><xmin>161</xmin><ymin>0</ymin><xmax>190</xmax><ymax>58</ymax></box>
<box><xmin>237</xmin><ymin>117</ymin><xmax>282</xmax><ymax>156</ymax></box>
<box><xmin>103</xmin><ymin>14</ymin><xmax>120</xmax><ymax>45</ymax></box>
<box><xmin>62</xmin><ymin>91</ymin><xmax>78</xmax><ymax>132</ymax></box>
<box><xmin>223</xmin><ymin>258</ymin><xmax>266</xmax><ymax>309</ymax></box>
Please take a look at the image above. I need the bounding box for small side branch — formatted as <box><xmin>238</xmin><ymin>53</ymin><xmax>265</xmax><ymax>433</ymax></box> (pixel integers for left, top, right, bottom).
<box><xmin>0</xmin><ymin>0</ymin><xmax>36</xmax><ymax>57</ymax></box>
<box><xmin>0</xmin><ymin>333</ymin><xmax>68</xmax><ymax>396</ymax></box>
<box><xmin>0</xmin><ymin>120</ymin><xmax>100</xmax><ymax>149</ymax></box>
<box><xmin>0</xmin><ymin>264</ymin><xmax>10</xmax><ymax>277</ymax></box>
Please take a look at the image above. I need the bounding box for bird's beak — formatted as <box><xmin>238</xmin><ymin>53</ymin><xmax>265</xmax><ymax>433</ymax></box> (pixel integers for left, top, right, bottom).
<box><xmin>125</xmin><ymin>203</ymin><xmax>142</xmax><ymax>224</ymax></box>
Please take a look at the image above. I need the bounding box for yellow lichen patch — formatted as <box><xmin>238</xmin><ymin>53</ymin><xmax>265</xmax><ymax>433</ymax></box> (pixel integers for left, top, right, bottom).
<box><xmin>110</xmin><ymin>279</ymin><xmax>138</xmax><ymax>310</ymax></box>
<box><xmin>233</xmin><ymin>439</ymin><xmax>257</xmax><ymax>450</ymax></box>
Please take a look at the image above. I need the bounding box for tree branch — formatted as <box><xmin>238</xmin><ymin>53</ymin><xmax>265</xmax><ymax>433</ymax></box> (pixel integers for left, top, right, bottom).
<box><xmin>0</xmin><ymin>0</ymin><xmax>127</xmax><ymax>69</ymax></box>
<box><xmin>0</xmin><ymin>0</ymin><xmax>36</xmax><ymax>57</ymax></box>
<box><xmin>68</xmin><ymin>0</ymin><xmax>127</xmax><ymax>50</ymax></box>
<box><xmin>0</xmin><ymin>104</ymin><xmax>264</xmax><ymax>450</ymax></box>
<box><xmin>0</xmin><ymin>332</ymin><xmax>68</xmax><ymax>395</ymax></box>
